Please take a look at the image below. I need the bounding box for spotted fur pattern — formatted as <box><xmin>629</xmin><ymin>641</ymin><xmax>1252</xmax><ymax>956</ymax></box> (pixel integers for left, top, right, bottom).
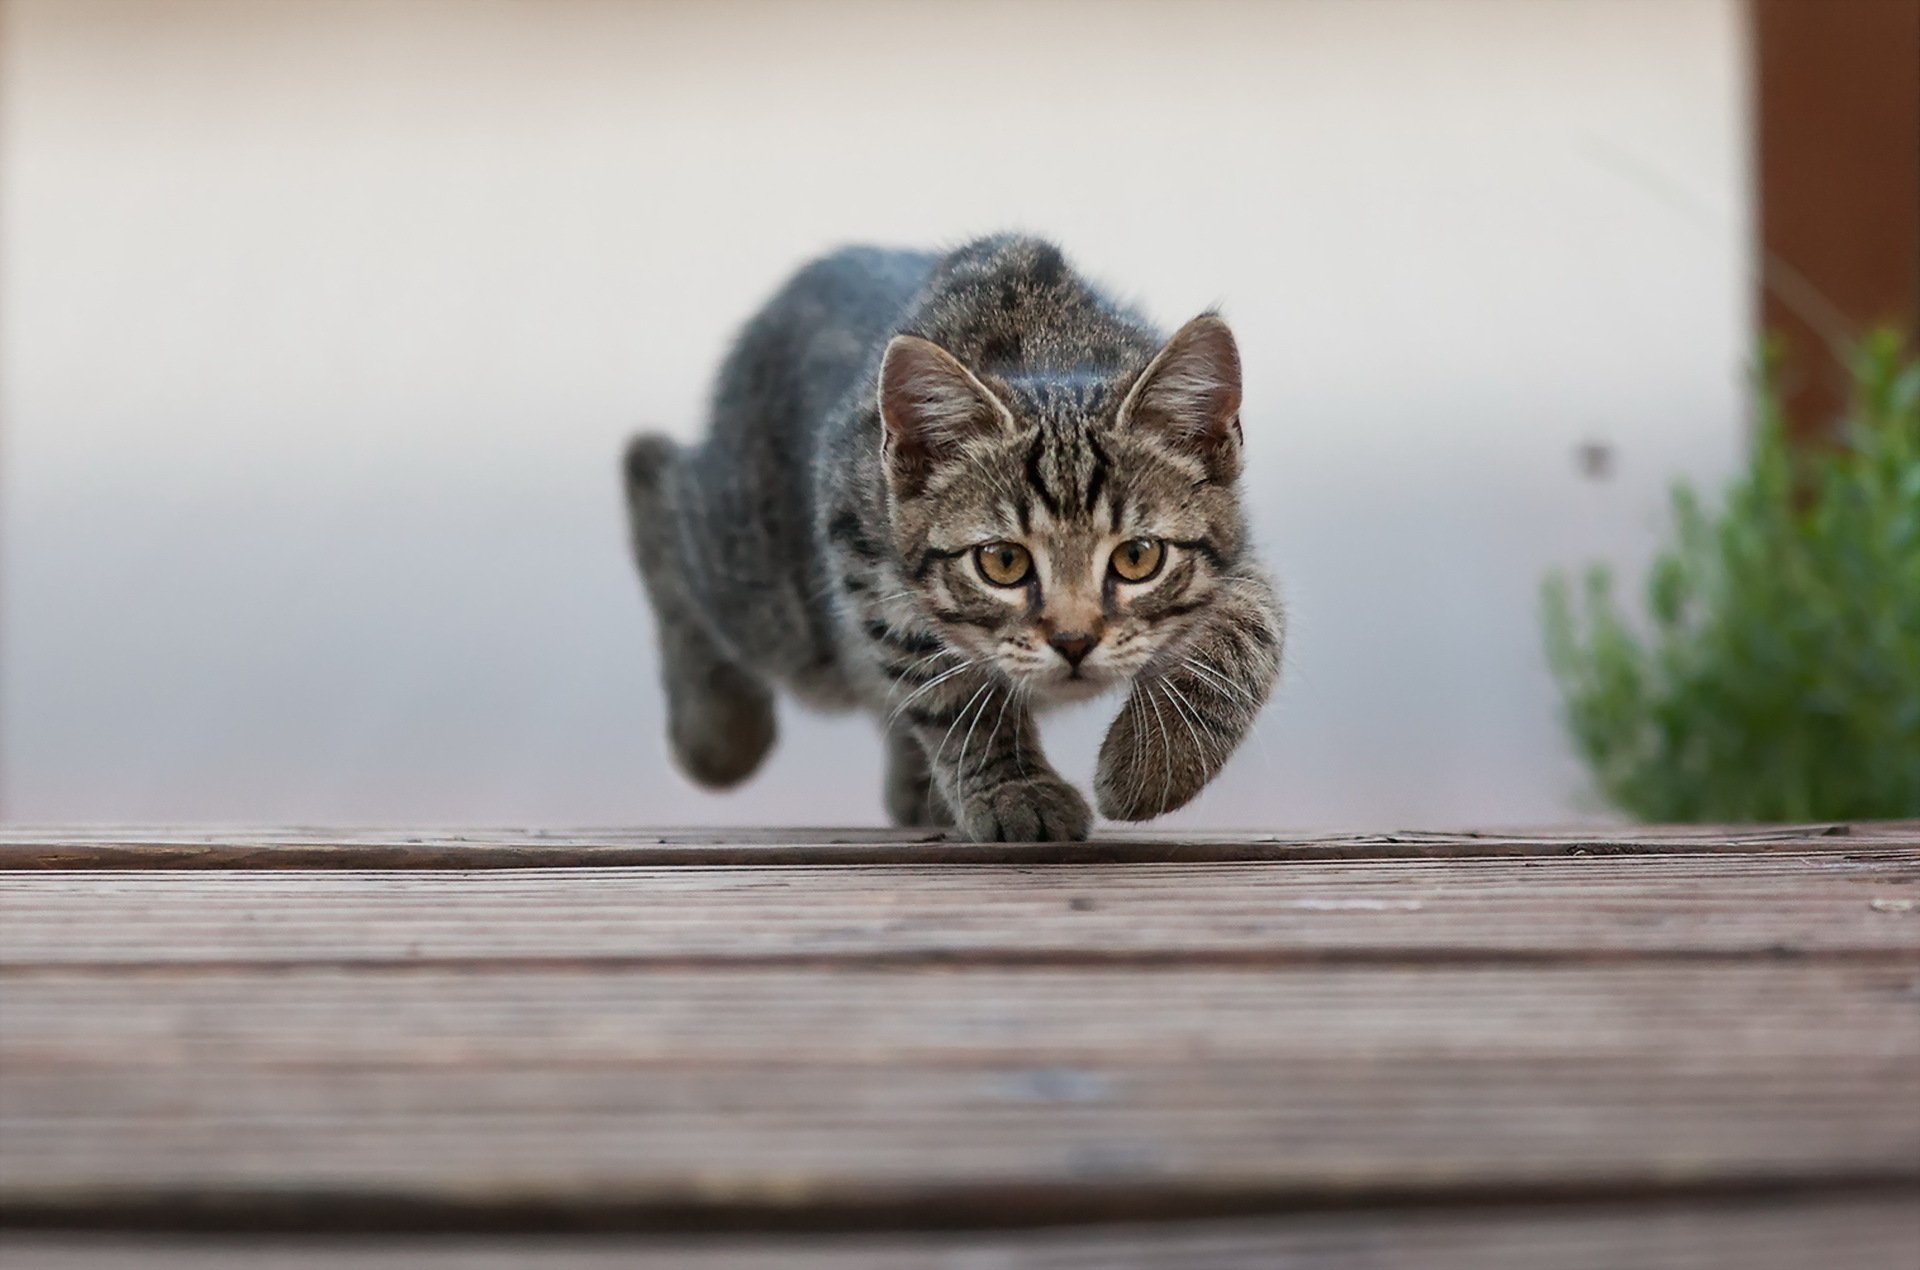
<box><xmin>624</xmin><ymin>236</ymin><xmax>1282</xmax><ymax>840</ymax></box>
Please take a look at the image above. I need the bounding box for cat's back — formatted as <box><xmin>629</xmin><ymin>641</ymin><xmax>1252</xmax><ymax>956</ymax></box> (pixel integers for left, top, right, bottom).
<box><xmin>668</xmin><ymin>246</ymin><xmax>937</xmax><ymax>696</ymax></box>
<box><xmin>706</xmin><ymin>244</ymin><xmax>939</xmax><ymax>454</ymax></box>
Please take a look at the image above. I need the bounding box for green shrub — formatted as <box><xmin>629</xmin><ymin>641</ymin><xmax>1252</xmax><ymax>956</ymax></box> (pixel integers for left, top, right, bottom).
<box><xmin>1543</xmin><ymin>332</ymin><xmax>1920</xmax><ymax>822</ymax></box>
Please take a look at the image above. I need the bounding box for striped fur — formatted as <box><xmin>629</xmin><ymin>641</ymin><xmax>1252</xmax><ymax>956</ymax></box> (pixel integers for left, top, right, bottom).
<box><xmin>624</xmin><ymin>236</ymin><xmax>1282</xmax><ymax>840</ymax></box>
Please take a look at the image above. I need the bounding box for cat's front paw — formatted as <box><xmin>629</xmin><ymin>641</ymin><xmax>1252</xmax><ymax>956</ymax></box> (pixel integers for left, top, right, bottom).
<box><xmin>1094</xmin><ymin>694</ymin><xmax>1213</xmax><ymax>822</ymax></box>
<box><xmin>957</xmin><ymin>773</ymin><xmax>1092</xmax><ymax>842</ymax></box>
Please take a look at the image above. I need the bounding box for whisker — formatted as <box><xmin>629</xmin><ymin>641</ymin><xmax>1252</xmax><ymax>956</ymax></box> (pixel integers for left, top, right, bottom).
<box><xmin>1179</xmin><ymin>655</ymin><xmax>1276</xmax><ymax>769</ymax></box>
<box><xmin>935</xmin><ymin>678</ymin><xmax>993</xmax><ymax>768</ymax></box>
<box><xmin>1180</xmin><ymin>655</ymin><xmax>1260</xmax><ymax>709</ymax></box>
<box><xmin>1015</xmin><ymin>682</ymin><xmax>1031</xmax><ymax>771</ymax></box>
<box><xmin>1143</xmin><ymin>680</ymin><xmax>1175</xmax><ymax>819</ymax></box>
<box><xmin>1123</xmin><ymin>687</ymin><xmax>1149</xmax><ymax>799</ymax></box>
<box><xmin>952</xmin><ymin>681</ymin><xmax>999</xmax><ymax>814</ymax></box>
<box><xmin>884</xmin><ymin>659</ymin><xmax>977</xmax><ymax>728</ymax></box>
<box><xmin>885</xmin><ymin>647</ymin><xmax>963</xmax><ymax>695</ymax></box>
<box><xmin>1159</xmin><ymin>676</ymin><xmax>1224</xmax><ymax>777</ymax></box>
<box><xmin>987</xmin><ymin>684</ymin><xmax>1016</xmax><ymax>772</ymax></box>
<box><xmin>1151</xmin><ymin>691</ymin><xmax>1186</xmax><ymax>863</ymax></box>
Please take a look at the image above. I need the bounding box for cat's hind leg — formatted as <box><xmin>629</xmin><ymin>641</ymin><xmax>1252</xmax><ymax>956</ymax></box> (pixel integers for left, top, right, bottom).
<box><xmin>624</xmin><ymin>434</ymin><xmax>777</xmax><ymax>789</ymax></box>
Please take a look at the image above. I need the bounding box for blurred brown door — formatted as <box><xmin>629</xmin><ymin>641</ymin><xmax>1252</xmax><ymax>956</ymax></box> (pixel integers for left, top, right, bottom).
<box><xmin>1752</xmin><ymin>0</ymin><xmax>1920</xmax><ymax>438</ymax></box>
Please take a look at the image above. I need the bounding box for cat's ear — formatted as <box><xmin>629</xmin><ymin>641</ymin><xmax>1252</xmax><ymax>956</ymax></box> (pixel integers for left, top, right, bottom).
<box><xmin>878</xmin><ymin>335</ymin><xmax>1014</xmax><ymax>494</ymax></box>
<box><xmin>1118</xmin><ymin>313</ymin><xmax>1243</xmax><ymax>475</ymax></box>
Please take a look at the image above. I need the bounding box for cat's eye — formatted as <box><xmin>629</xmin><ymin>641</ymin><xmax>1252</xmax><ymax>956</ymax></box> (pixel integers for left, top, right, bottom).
<box><xmin>974</xmin><ymin>542</ymin><xmax>1033</xmax><ymax>587</ymax></box>
<box><xmin>1109</xmin><ymin>538</ymin><xmax>1165</xmax><ymax>583</ymax></box>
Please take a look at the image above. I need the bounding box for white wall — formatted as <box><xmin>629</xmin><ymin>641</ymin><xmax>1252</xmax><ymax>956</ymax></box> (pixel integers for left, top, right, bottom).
<box><xmin>0</xmin><ymin>0</ymin><xmax>1752</xmax><ymax>828</ymax></box>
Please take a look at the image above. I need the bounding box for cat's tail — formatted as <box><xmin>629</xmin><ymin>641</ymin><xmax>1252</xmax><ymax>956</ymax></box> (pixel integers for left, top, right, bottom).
<box><xmin>622</xmin><ymin>432</ymin><xmax>777</xmax><ymax>789</ymax></box>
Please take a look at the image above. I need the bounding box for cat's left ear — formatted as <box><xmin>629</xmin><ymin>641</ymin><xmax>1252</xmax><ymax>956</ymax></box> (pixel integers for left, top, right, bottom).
<box><xmin>1117</xmin><ymin>313</ymin><xmax>1243</xmax><ymax>479</ymax></box>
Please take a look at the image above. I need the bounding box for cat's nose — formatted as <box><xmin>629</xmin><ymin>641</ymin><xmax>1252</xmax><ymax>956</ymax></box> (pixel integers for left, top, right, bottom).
<box><xmin>1048</xmin><ymin>631</ymin><xmax>1098</xmax><ymax>666</ymax></box>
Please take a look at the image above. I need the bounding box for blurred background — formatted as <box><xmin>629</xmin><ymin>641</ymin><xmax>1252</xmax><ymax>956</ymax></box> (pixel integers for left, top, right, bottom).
<box><xmin>1</xmin><ymin>0</ymin><xmax>1912</xmax><ymax>829</ymax></box>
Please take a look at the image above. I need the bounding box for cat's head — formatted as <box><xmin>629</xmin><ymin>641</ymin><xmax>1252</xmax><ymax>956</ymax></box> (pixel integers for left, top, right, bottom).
<box><xmin>879</xmin><ymin>315</ymin><xmax>1247</xmax><ymax>700</ymax></box>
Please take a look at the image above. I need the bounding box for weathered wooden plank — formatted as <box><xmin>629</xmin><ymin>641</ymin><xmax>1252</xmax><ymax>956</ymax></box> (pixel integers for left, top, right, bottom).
<box><xmin>4</xmin><ymin>964</ymin><xmax>1911</xmax><ymax>1067</ymax></box>
<box><xmin>1</xmin><ymin>822</ymin><xmax>1912</xmax><ymax>869</ymax></box>
<box><xmin>3</xmin><ymin>963</ymin><xmax>1915</xmax><ymax>1225</ymax></box>
<box><xmin>5</xmin><ymin>1195</ymin><xmax>1919</xmax><ymax>1268</ymax></box>
<box><xmin>2</xmin><ymin>853</ymin><xmax>1915</xmax><ymax>966</ymax></box>
<box><xmin>4</xmin><ymin>832</ymin><xmax>1916</xmax><ymax>1242</ymax></box>
<box><xmin>14</xmin><ymin>1061</ymin><xmax>1905</xmax><ymax>1193</ymax></box>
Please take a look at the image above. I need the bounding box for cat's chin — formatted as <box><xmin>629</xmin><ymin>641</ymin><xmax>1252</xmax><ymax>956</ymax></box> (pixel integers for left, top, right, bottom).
<box><xmin>1029</xmin><ymin>674</ymin><xmax>1116</xmax><ymax>706</ymax></box>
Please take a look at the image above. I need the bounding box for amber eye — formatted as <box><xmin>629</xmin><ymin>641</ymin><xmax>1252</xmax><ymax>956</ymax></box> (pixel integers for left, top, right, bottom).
<box><xmin>974</xmin><ymin>542</ymin><xmax>1033</xmax><ymax>587</ymax></box>
<box><xmin>1109</xmin><ymin>538</ymin><xmax>1165</xmax><ymax>583</ymax></box>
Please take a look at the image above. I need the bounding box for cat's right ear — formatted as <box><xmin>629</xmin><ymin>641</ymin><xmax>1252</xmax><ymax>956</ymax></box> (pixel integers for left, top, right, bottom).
<box><xmin>1117</xmin><ymin>313</ymin><xmax>1243</xmax><ymax>482</ymax></box>
<box><xmin>878</xmin><ymin>335</ymin><xmax>1013</xmax><ymax>496</ymax></box>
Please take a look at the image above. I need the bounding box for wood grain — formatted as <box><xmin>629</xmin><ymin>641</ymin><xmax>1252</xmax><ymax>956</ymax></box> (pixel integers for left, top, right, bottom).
<box><xmin>2</xmin><ymin>852</ymin><xmax>1916</xmax><ymax>967</ymax></box>
<box><xmin>4</xmin><ymin>960</ymin><xmax>1916</xmax><ymax>1224</ymax></box>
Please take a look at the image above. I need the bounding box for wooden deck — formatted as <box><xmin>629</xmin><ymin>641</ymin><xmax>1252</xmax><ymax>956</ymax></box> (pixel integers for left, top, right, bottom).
<box><xmin>2</xmin><ymin>824</ymin><xmax>1917</xmax><ymax>1267</ymax></box>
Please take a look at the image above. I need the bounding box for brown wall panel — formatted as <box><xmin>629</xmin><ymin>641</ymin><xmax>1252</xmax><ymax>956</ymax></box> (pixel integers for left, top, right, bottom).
<box><xmin>1753</xmin><ymin>0</ymin><xmax>1920</xmax><ymax>437</ymax></box>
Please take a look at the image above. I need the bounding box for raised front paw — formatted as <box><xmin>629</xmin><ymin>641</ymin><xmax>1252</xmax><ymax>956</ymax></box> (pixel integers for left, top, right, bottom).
<box><xmin>957</xmin><ymin>772</ymin><xmax>1092</xmax><ymax>842</ymax></box>
<box><xmin>1094</xmin><ymin>689</ymin><xmax>1216</xmax><ymax>822</ymax></box>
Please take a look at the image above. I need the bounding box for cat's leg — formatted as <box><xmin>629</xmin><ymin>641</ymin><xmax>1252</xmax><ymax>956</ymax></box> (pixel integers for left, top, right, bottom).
<box><xmin>1095</xmin><ymin>570</ymin><xmax>1284</xmax><ymax>821</ymax></box>
<box><xmin>624</xmin><ymin>434</ymin><xmax>777</xmax><ymax>788</ymax></box>
<box><xmin>908</xmin><ymin>677</ymin><xmax>1091</xmax><ymax>842</ymax></box>
<box><xmin>883</xmin><ymin>728</ymin><xmax>954</xmax><ymax>828</ymax></box>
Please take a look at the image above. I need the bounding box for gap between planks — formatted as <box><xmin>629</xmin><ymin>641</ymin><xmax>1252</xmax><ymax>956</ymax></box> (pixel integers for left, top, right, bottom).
<box><xmin>6</xmin><ymin>1193</ymin><xmax>1920</xmax><ymax>1269</ymax></box>
<box><xmin>1</xmin><ymin>822</ymin><xmax>1914</xmax><ymax>869</ymax></box>
<box><xmin>2</xmin><ymin>1193</ymin><xmax>1917</xmax><ymax>1269</ymax></box>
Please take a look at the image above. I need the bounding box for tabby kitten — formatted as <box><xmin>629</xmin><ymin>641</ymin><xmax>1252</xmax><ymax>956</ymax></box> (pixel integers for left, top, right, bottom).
<box><xmin>624</xmin><ymin>236</ymin><xmax>1282</xmax><ymax>841</ymax></box>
